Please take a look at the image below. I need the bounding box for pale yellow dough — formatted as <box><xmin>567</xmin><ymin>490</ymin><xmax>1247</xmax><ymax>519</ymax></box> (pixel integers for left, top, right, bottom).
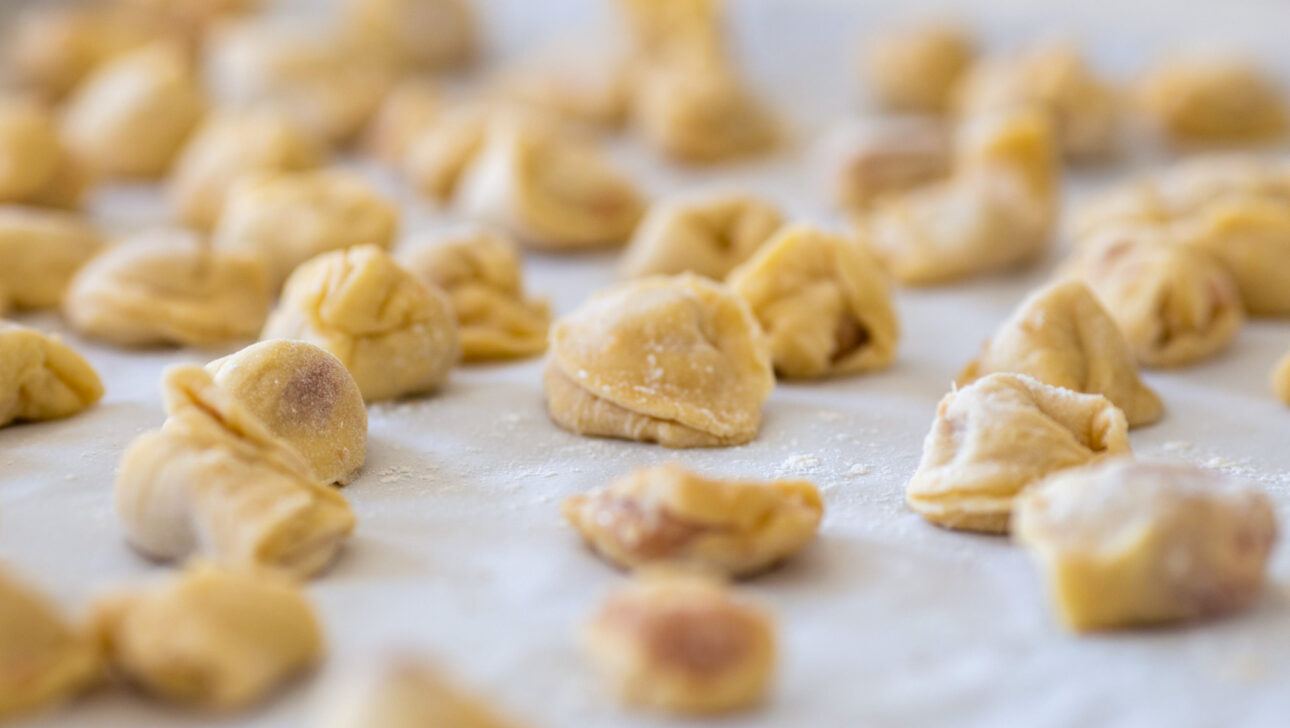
<box><xmin>207</xmin><ymin>340</ymin><xmax>367</xmax><ymax>485</ymax></box>
<box><xmin>114</xmin><ymin>366</ymin><xmax>355</xmax><ymax>577</ymax></box>
<box><xmin>213</xmin><ymin>169</ymin><xmax>399</xmax><ymax>290</ymax></box>
<box><xmin>905</xmin><ymin>372</ymin><xmax>1131</xmax><ymax>533</ymax></box>
<box><xmin>959</xmin><ymin>280</ymin><xmax>1163</xmax><ymax>428</ymax></box>
<box><xmin>863</xmin><ymin>22</ymin><xmax>975</xmax><ymax>114</ymax></box>
<box><xmin>0</xmin><ymin>321</ymin><xmax>104</xmax><ymax>428</ymax></box>
<box><xmin>956</xmin><ymin>41</ymin><xmax>1121</xmax><ymax>160</ymax></box>
<box><xmin>1136</xmin><ymin>56</ymin><xmax>1287</xmax><ymax>145</ymax></box>
<box><xmin>262</xmin><ymin>245</ymin><xmax>459</xmax><ymax>402</ymax></box>
<box><xmin>0</xmin><ymin>98</ymin><xmax>91</xmax><ymax>209</ymax></box>
<box><xmin>169</xmin><ymin>110</ymin><xmax>325</xmax><ymax>230</ymax></box>
<box><xmin>495</xmin><ymin>40</ymin><xmax>631</xmax><ymax>129</ymax></box>
<box><xmin>345</xmin><ymin>0</ymin><xmax>477</xmax><ymax>70</ymax></box>
<box><xmin>2</xmin><ymin>3</ymin><xmax>158</xmax><ymax>101</ymax></box>
<box><xmin>619</xmin><ymin>195</ymin><xmax>784</xmax><ymax>280</ymax></box>
<box><xmin>1062</xmin><ymin>227</ymin><xmax>1243</xmax><ymax>368</ymax></box>
<box><xmin>403</xmin><ymin>104</ymin><xmax>490</xmax><ymax>202</ymax></box>
<box><xmin>1272</xmin><ymin>350</ymin><xmax>1290</xmax><ymax>406</ymax></box>
<box><xmin>316</xmin><ymin>657</ymin><xmax>526</xmax><ymax>728</ymax></box>
<box><xmin>545</xmin><ymin>274</ymin><xmax>774</xmax><ymax>448</ymax></box>
<box><xmin>399</xmin><ymin>228</ymin><xmax>550</xmax><ymax>361</ymax></box>
<box><xmin>0</xmin><ymin>565</ymin><xmax>101</xmax><ymax>719</ymax></box>
<box><xmin>564</xmin><ymin>463</ymin><xmax>823</xmax><ymax>577</ymax></box>
<box><xmin>64</xmin><ymin>229</ymin><xmax>270</xmax><ymax>347</ymax></box>
<box><xmin>1014</xmin><ymin>460</ymin><xmax>1278</xmax><ymax>631</ymax></box>
<box><xmin>584</xmin><ymin>570</ymin><xmax>776</xmax><ymax>715</ymax></box>
<box><xmin>729</xmin><ymin>225</ymin><xmax>898</xmax><ymax>380</ymax></box>
<box><xmin>362</xmin><ymin>79</ymin><xmax>442</xmax><ymax>164</ymax></box>
<box><xmin>61</xmin><ymin>42</ymin><xmax>205</xmax><ymax>179</ymax></box>
<box><xmin>455</xmin><ymin>115</ymin><xmax>646</xmax><ymax>251</ymax></box>
<box><xmin>862</xmin><ymin>109</ymin><xmax>1058</xmax><ymax>285</ymax></box>
<box><xmin>90</xmin><ymin>562</ymin><xmax>322</xmax><ymax>710</ymax></box>
<box><xmin>0</xmin><ymin>206</ymin><xmax>102</xmax><ymax>310</ymax></box>
<box><xmin>830</xmin><ymin>115</ymin><xmax>952</xmax><ymax>214</ymax></box>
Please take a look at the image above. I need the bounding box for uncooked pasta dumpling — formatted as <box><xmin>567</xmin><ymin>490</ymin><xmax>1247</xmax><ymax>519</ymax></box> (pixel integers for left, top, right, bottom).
<box><xmin>61</xmin><ymin>42</ymin><xmax>205</xmax><ymax>179</ymax></box>
<box><xmin>455</xmin><ymin>115</ymin><xmax>646</xmax><ymax>251</ymax></box>
<box><xmin>169</xmin><ymin>109</ymin><xmax>325</xmax><ymax>230</ymax></box>
<box><xmin>1063</xmin><ymin>227</ymin><xmax>1244</xmax><ymax>368</ymax></box>
<box><xmin>1135</xmin><ymin>56</ymin><xmax>1287</xmax><ymax>145</ymax></box>
<box><xmin>345</xmin><ymin>0</ymin><xmax>477</xmax><ymax>70</ymax></box>
<box><xmin>207</xmin><ymin>340</ymin><xmax>367</xmax><ymax>485</ymax></box>
<box><xmin>1171</xmin><ymin>195</ymin><xmax>1290</xmax><ymax>317</ymax></box>
<box><xmin>0</xmin><ymin>565</ymin><xmax>101</xmax><ymax>719</ymax></box>
<box><xmin>495</xmin><ymin>39</ymin><xmax>631</xmax><ymax>129</ymax></box>
<box><xmin>64</xmin><ymin>229</ymin><xmax>270</xmax><ymax>347</ymax></box>
<box><xmin>828</xmin><ymin>115</ymin><xmax>952</xmax><ymax>215</ymax></box>
<box><xmin>959</xmin><ymin>280</ymin><xmax>1163</xmax><ymax>427</ymax></box>
<box><xmin>402</xmin><ymin>104</ymin><xmax>489</xmax><ymax>202</ymax></box>
<box><xmin>261</xmin><ymin>245</ymin><xmax>459</xmax><ymax>402</ymax></box>
<box><xmin>728</xmin><ymin>225</ymin><xmax>898</xmax><ymax>379</ymax></box>
<box><xmin>0</xmin><ymin>207</ymin><xmax>102</xmax><ymax>310</ymax></box>
<box><xmin>545</xmin><ymin>274</ymin><xmax>774</xmax><ymax>448</ymax></box>
<box><xmin>2</xmin><ymin>4</ymin><xmax>156</xmax><ymax>101</ymax></box>
<box><xmin>862</xmin><ymin>22</ymin><xmax>975</xmax><ymax>114</ymax></box>
<box><xmin>619</xmin><ymin>194</ymin><xmax>783</xmax><ymax>279</ymax></box>
<box><xmin>0</xmin><ymin>99</ymin><xmax>90</xmax><ymax>209</ymax></box>
<box><xmin>0</xmin><ymin>322</ymin><xmax>104</xmax><ymax>428</ymax></box>
<box><xmin>1273</xmin><ymin>350</ymin><xmax>1290</xmax><ymax>405</ymax></box>
<box><xmin>213</xmin><ymin>168</ymin><xmax>399</xmax><ymax>290</ymax></box>
<box><xmin>399</xmin><ymin>228</ymin><xmax>550</xmax><ymax>361</ymax></box>
<box><xmin>905</xmin><ymin>372</ymin><xmax>1131</xmax><ymax>533</ymax></box>
<box><xmin>316</xmin><ymin>656</ymin><xmax>527</xmax><ymax>728</ymax></box>
<box><xmin>114</xmin><ymin>366</ymin><xmax>355</xmax><ymax>578</ymax></box>
<box><xmin>362</xmin><ymin>79</ymin><xmax>442</xmax><ymax>164</ymax></box>
<box><xmin>90</xmin><ymin>562</ymin><xmax>323</xmax><ymax>710</ymax></box>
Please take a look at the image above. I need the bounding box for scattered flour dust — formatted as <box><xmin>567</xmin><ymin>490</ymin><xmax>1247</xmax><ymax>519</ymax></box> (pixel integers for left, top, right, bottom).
<box><xmin>378</xmin><ymin>466</ymin><xmax>414</xmax><ymax>484</ymax></box>
<box><xmin>844</xmin><ymin>463</ymin><xmax>871</xmax><ymax>477</ymax></box>
<box><xmin>780</xmin><ymin>453</ymin><xmax>822</xmax><ymax>472</ymax></box>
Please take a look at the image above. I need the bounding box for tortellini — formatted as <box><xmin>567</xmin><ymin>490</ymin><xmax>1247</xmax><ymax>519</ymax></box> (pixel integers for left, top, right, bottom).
<box><xmin>362</xmin><ymin>79</ymin><xmax>442</xmax><ymax>164</ymax></box>
<box><xmin>403</xmin><ymin>104</ymin><xmax>489</xmax><ymax>202</ymax></box>
<box><xmin>90</xmin><ymin>562</ymin><xmax>322</xmax><ymax>709</ymax></box>
<box><xmin>213</xmin><ymin>169</ymin><xmax>399</xmax><ymax>290</ymax></box>
<box><xmin>862</xmin><ymin>22</ymin><xmax>975</xmax><ymax>114</ymax></box>
<box><xmin>563</xmin><ymin>463</ymin><xmax>823</xmax><ymax>577</ymax></box>
<box><xmin>1062</xmin><ymin>227</ymin><xmax>1243</xmax><ymax>368</ymax></box>
<box><xmin>317</xmin><ymin>657</ymin><xmax>525</xmax><ymax>728</ymax></box>
<box><xmin>169</xmin><ymin>110</ymin><xmax>325</xmax><ymax>230</ymax></box>
<box><xmin>207</xmin><ymin>340</ymin><xmax>367</xmax><ymax>485</ymax></box>
<box><xmin>1273</xmin><ymin>350</ymin><xmax>1290</xmax><ymax>406</ymax></box>
<box><xmin>114</xmin><ymin>365</ymin><xmax>355</xmax><ymax>577</ymax></box>
<box><xmin>455</xmin><ymin>115</ymin><xmax>646</xmax><ymax>251</ymax></box>
<box><xmin>64</xmin><ymin>229</ymin><xmax>270</xmax><ymax>347</ymax></box>
<box><xmin>2</xmin><ymin>4</ymin><xmax>155</xmax><ymax>101</ymax></box>
<box><xmin>0</xmin><ymin>99</ymin><xmax>91</xmax><ymax>209</ymax></box>
<box><xmin>0</xmin><ymin>565</ymin><xmax>101</xmax><ymax>719</ymax></box>
<box><xmin>862</xmin><ymin>109</ymin><xmax>1058</xmax><ymax>285</ymax></box>
<box><xmin>0</xmin><ymin>322</ymin><xmax>104</xmax><ymax>428</ymax></box>
<box><xmin>619</xmin><ymin>195</ymin><xmax>784</xmax><ymax>280</ymax></box>
<box><xmin>0</xmin><ymin>207</ymin><xmax>102</xmax><ymax>310</ymax></box>
<box><xmin>344</xmin><ymin>0</ymin><xmax>477</xmax><ymax>70</ymax></box>
<box><xmin>1014</xmin><ymin>460</ymin><xmax>1277</xmax><ymax>631</ymax></box>
<box><xmin>728</xmin><ymin>225</ymin><xmax>898</xmax><ymax>380</ymax></box>
<box><xmin>495</xmin><ymin>41</ymin><xmax>631</xmax><ymax>129</ymax></box>
<box><xmin>544</xmin><ymin>274</ymin><xmax>774</xmax><ymax>448</ymax></box>
<box><xmin>61</xmin><ymin>42</ymin><xmax>206</xmax><ymax>179</ymax></box>
<box><xmin>584</xmin><ymin>570</ymin><xmax>776</xmax><ymax>715</ymax></box>
<box><xmin>829</xmin><ymin>115</ymin><xmax>951</xmax><ymax>215</ymax></box>
<box><xmin>1135</xmin><ymin>56</ymin><xmax>1287</xmax><ymax>145</ymax></box>
<box><xmin>959</xmin><ymin>280</ymin><xmax>1163</xmax><ymax>428</ymax></box>
<box><xmin>262</xmin><ymin>245</ymin><xmax>459</xmax><ymax>402</ymax></box>
<box><xmin>905</xmin><ymin>372</ymin><xmax>1131</xmax><ymax>533</ymax></box>
<box><xmin>398</xmin><ymin>228</ymin><xmax>550</xmax><ymax>361</ymax></box>
<box><xmin>956</xmin><ymin>41</ymin><xmax>1121</xmax><ymax>160</ymax></box>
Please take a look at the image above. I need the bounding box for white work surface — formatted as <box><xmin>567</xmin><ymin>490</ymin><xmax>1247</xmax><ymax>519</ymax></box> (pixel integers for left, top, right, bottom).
<box><xmin>5</xmin><ymin>0</ymin><xmax>1290</xmax><ymax>726</ymax></box>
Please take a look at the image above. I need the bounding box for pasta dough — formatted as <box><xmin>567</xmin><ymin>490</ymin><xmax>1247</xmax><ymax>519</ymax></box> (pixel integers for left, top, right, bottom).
<box><xmin>1136</xmin><ymin>56</ymin><xmax>1287</xmax><ymax>145</ymax></box>
<box><xmin>1062</xmin><ymin>227</ymin><xmax>1243</xmax><ymax>368</ymax></box>
<box><xmin>213</xmin><ymin>169</ymin><xmax>399</xmax><ymax>290</ymax></box>
<box><xmin>90</xmin><ymin>562</ymin><xmax>322</xmax><ymax>709</ymax></box>
<box><xmin>1014</xmin><ymin>460</ymin><xmax>1277</xmax><ymax>631</ymax></box>
<box><xmin>169</xmin><ymin>110</ymin><xmax>325</xmax><ymax>230</ymax></box>
<box><xmin>0</xmin><ymin>99</ymin><xmax>90</xmax><ymax>209</ymax></box>
<box><xmin>61</xmin><ymin>42</ymin><xmax>205</xmax><ymax>179</ymax></box>
<box><xmin>728</xmin><ymin>225</ymin><xmax>898</xmax><ymax>379</ymax></box>
<box><xmin>2</xmin><ymin>4</ymin><xmax>156</xmax><ymax>101</ymax></box>
<box><xmin>545</xmin><ymin>274</ymin><xmax>774</xmax><ymax>448</ymax></box>
<box><xmin>829</xmin><ymin>115</ymin><xmax>952</xmax><ymax>214</ymax></box>
<box><xmin>619</xmin><ymin>195</ymin><xmax>783</xmax><ymax>279</ymax></box>
<box><xmin>0</xmin><ymin>321</ymin><xmax>104</xmax><ymax>428</ymax></box>
<box><xmin>862</xmin><ymin>22</ymin><xmax>975</xmax><ymax>114</ymax></box>
<box><xmin>1272</xmin><ymin>350</ymin><xmax>1290</xmax><ymax>406</ymax></box>
<box><xmin>905</xmin><ymin>372</ymin><xmax>1131</xmax><ymax>533</ymax></box>
<box><xmin>584</xmin><ymin>570</ymin><xmax>776</xmax><ymax>714</ymax></box>
<box><xmin>64</xmin><ymin>229</ymin><xmax>270</xmax><ymax>347</ymax></box>
<box><xmin>261</xmin><ymin>245</ymin><xmax>459</xmax><ymax>402</ymax></box>
<box><xmin>959</xmin><ymin>280</ymin><xmax>1163</xmax><ymax>428</ymax></box>
<box><xmin>207</xmin><ymin>340</ymin><xmax>367</xmax><ymax>485</ymax></box>
<box><xmin>362</xmin><ymin>79</ymin><xmax>442</xmax><ymax>164</ymax></box>
<box><xmin>114</xmin><ymin>365</ymin><xmax>355</xmax><ymax>577</ymax></box>
<box><xmin>403</xmin><ymin>104</ymin><xmax>489</xmax><ymax>202</ymax></box>
<box><xmin>563</xmin><ymin>463</ymin><xmax>823</xmax><ymax>577</ymax></box>
<box><xmin>0</xmin><ymin>565</ymin><xmax>101</xmax><ymax>719</ymax></box>
<box><xmin>316</xmin><ymin>657</ymin><xmax>526</xmax><ymax>728</ymax></box>
<box><xmin>345</xmin><ymin>0</ymin><xmax>477</xmax><ymax>70</ymax></box>
<box><xmin>398</xmin><ymin>228</ymin><xmax>550</xmax><ymax>361</ymax></box>
<box><xmin>0</xmin><ymin>207</ymin><xmax>102</xmax><ymax>310</ymax></box>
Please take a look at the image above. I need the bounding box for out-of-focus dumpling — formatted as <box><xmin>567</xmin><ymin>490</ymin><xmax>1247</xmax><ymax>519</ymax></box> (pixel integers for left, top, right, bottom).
<box><xmin>828</xmin><ymin>115</ymin><xmax>952</xmax><ymax>215</ymax></box>
<box><xmin>345</xmin><ymin>0</ymin><xmax>477</xmax><ymax>70</ymax></box>
<box><xmin>261</xmin><ymin>245</ymin><xmax>459</xmax><ymax>402</ymax></box>
<box><xmin>1135</xmin><ymin>56</ymin><xmax>1287</xmax><ymax>145</ymax></box>
<box><xmin>2</xmin><ymin>4</ymin><xmax>157</xmax><ymax>101</ymax></box>
<box><xmin>0</xmin><ymin>321</ymin><xmax>104</xmax><ymax>428</ymax></box>
<box><xmin>0</xmin><ymin>207</ymin><xmax>102</xmax><ymax>311</ymax></box>
<box><xmin>494</xmin><ymin>40</ymin><xmax>631</xmax><ymax>129</ymax></box>
<box><xmin>362</xmin><ymin>79</ymin><xmax>442</xmax><ymax>164</ymax></box>
<box><xmin>64</xmin><ymin>229</ymin><xmax>270</xmax><ymax>347</ymax></box>
<box><xmin>728</xmin><ymin>225</ymin><xmax>898</xmax><ymax>379</ymax></box>
<box><xmin>619</xmin><ymin>194</ymin><xmax>783</xmax><ymax>279</ymax></box>
<box><xmin>402</xmin><ymin>104</ymin><xmax>489</xmax><ymax>202</ymax></box>
<box><xmin>862</xmin><ymin>22</ymin><xmax>975</xmax><ymax>114</ymax></box>
<box><xmin>398</xmin><ymin>228</ymin><xmax>550</xmax><ymax>361</ymax></box>
<box><xmin>315</xmin><ymin>656</ymin><xmax>526</xmax><ymax>728</ymax></box>
<box><xmin>1272</xmin><ymin>349</ymin><xmax>1290</xmax><ymax>406</ymax></box>
<box><xmin>0</xmin><ymin>99</ymin><xmax>91</xmax><ymax>209</ymax></box>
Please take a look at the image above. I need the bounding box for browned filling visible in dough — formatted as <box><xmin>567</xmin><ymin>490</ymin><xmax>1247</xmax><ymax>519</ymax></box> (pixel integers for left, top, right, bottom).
<box><xmin>831</xmin><ymin>313</ymin><xmax>870</xmax><ymax>363</ymax></box>
<box><xmin>278</xmin><ymin>359</ymin><xmax>344</xmax><ymax>429</ymax></box>
<box><xmin>642</xmin><ymin>605</ymin><xmax>755</xmax><ymax>676</ymax></box>
<box><xmin>594</xmin><ymin>496</ymin><xmax>712</xmax><ymax>559</ymax></box>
